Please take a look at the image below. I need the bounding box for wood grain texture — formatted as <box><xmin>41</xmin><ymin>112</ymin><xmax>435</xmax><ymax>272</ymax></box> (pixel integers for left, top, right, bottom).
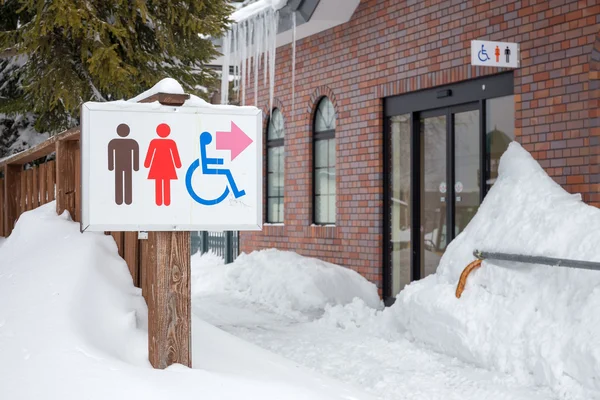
<box><xmin>20</xmin><ymin>169</ymin><xmax>26</xmax><ymax>213</ymax></box>
<box><xmin>74</xmin><ymin>142</ymin><xmax>81</xmax><ymax>223</ymax></box>
<box><xmin>39</xmin><ymin>163</ymin><xmax>46</xmax><ymax>205</ymax></box>
<box><xmin>56</xmin><ymin>140</ymin><xmax>77</xmax><ymax>218</ymax></box>
<box><xmin>25</xmin><ymin>168</ymin><xmax>33</xmax><ymax>211</ymax></box>
<box><xmin>147</xmin><ymin>231</ymin><xmax>191</xmax><ymax>369</ymax></box>
<box><xmin>111</xmin><ymin>231</ymin><xmax>125</xmax><ymax>259</ymax></box>
<box><xmin>124</xmin><ymin>232</ymin><xmax>139</xmax><ymax>287</ymax></box>
<box><xmin>32</xmin><ymin>166</ymin><xmax>39</xmax><ymax>209</ymax></box>
<box><xmin>4</xmin><ymin>165</ymin><xmax>21</xmax><ymax>235</ymax></box>
<box><xmin>140</xmin><ymin>234</ymin><xmax>155</xmax><ymax>305</ymax></box>
<box><xmin>46</xmin><ymin>161</ymin><xmax>55</xmax><ymax>202</ymax></box>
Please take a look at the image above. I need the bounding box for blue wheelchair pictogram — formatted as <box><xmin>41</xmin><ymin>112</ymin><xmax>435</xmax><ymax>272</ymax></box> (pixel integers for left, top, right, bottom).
<box><xmin>185</xmin><ymin>131</ymin><xmax>246</xmax><ymax>206</ymax></box>
<box><xmin>477</xmin><ymin>44</ymin><xmax>490</xmax><ymax>62</ymax></box>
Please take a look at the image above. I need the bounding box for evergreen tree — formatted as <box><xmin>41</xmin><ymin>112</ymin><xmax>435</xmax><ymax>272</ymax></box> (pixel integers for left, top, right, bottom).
<box><xmin>0</xmin><ymin>0</ymin><xmax>234</xmax><ymax>140</ymax></box>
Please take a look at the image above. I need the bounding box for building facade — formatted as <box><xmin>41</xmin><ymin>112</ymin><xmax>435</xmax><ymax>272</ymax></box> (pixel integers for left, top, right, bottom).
<box><xmin>232</xmin><ymin>0</ymin><xmax>600</xmax><ymax>302</ymax></box>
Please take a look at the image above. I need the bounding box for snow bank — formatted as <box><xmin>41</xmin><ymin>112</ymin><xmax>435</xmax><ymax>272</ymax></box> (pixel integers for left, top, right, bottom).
<box><xmin>390</xmin><ymin>142</ymin><xmax>600</xmax><ymax>398</ymax></box>
<box><xmin>0</xmin><ymin>204</ymin><xmax>374</xmax><ymax>400</ymax></box>
<box><xmin>192</xmin><ymin>249</ymin><xmax>383</xmax><ymax>320</ymax></box>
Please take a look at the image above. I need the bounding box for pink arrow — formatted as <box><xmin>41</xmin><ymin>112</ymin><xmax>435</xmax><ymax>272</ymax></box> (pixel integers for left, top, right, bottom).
<box><xmin>215</xmin><ymin>121</ymin><xmax>253</xmax><ymax>161</ymax></box>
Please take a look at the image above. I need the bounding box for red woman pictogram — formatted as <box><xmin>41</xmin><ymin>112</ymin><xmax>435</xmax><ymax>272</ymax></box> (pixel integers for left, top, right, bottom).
<box><xmin>144</xmin><ymin>123</ymin><xmax>182</xmax><ymax>206</ymax></box>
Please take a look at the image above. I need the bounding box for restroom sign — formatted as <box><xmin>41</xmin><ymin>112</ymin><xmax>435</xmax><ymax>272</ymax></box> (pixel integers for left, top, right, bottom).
<box><xmin>80</xmin><ymin>101</ymin><xmax>262</xmax><ymax>232</ymax></box>
<box><xmin>471</xmin><ymin>40</ymin><xmax>520</xmax><ymax>68</ymax></box>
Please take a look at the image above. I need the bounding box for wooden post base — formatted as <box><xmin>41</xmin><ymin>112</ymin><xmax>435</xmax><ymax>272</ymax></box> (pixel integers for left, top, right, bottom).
<box><xmin>146</xmin><ymin>231</ymin><xmax>191</xmax><ymax>368</ymax></box>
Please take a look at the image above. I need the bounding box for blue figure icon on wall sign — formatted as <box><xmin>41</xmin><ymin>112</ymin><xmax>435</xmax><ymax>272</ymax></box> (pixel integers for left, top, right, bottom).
<box><xmin>477</xmin><ymin>44</ymin><xmax>490</xmax><ymax>62</ymax></box>
<box><xmin>185</xmin><ymin>121</ymin><xmax>253</xmax><ymax>206</ymax></box>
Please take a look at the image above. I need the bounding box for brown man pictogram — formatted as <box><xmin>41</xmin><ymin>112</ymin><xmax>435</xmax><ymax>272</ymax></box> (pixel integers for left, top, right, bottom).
<box><xmin>108</xmin><ymin>123</ymin><xmax>139</xmax><ymax>205</ymax></box>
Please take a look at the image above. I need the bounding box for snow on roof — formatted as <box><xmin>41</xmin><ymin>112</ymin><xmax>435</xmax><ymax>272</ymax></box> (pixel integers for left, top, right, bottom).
<box><xmin>231</xmin><ymin>0</ymin><xmax>287</xmax><ymax>22</ymax></box>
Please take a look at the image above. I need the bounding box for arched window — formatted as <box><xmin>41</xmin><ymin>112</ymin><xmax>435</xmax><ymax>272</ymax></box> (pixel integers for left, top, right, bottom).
<box><xmin>313</xmin><ymin>97</ymin><xmax>336</xmax><ymax>225</ymax></box>
<box><xmin>266</xmin><ymin>108</ymin><xmax>284</xmax><ymax>223</ymax></box>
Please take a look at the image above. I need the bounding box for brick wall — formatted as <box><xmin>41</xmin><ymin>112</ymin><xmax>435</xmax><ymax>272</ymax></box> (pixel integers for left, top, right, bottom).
<box><xmin>240</xmin><ymin>0</ymin><xmax>600</xmax><ymax>293</ymax></box>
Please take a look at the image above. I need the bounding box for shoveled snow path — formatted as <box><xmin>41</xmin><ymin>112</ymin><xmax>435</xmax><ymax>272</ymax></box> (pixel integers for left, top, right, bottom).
<box><xmin>193</xmin><ymin>294</ymin><xmax>558</xmax><ymax>400</ymax></box>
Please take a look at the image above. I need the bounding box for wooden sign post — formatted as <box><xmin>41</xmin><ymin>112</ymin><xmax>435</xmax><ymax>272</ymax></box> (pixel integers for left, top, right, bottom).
<box><xmin>147</xmin><ymin>231</ymin><xmax>191</xmax><ymax>368</ymax></box>
<box><xmin>80</xmin><ymin>86</ymin><xmax>262</xmax><ymax>370</ymax></box>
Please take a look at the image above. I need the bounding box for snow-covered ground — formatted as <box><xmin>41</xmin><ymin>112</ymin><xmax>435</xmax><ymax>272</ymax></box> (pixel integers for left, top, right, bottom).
<box><xmin>192</xmin><ymin>253</ymin><xmax>559</xmax><ymax>400</ymax></box>
<box><xmin>2</xmin><ymin>142</ymin><xmax>599</xmax><ymax>399</ymax></box>
<box><xmin>191</xmin><ymin>143</ymin><xmax>600</xmax><ymax>400</ymax></box>
<box><xmin>0</xmin><ymin>204</ymin><xmax>373</xmax><ymax>400</ymax></box>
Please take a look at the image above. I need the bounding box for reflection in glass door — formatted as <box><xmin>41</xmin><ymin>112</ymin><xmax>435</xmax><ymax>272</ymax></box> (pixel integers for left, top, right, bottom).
<box><xmin>454</xmin><ymin>110</ymin><xmax>480</xmax><ymax>236</ymax></box>
<box><xmin>389</xmin><ymin>115</ymin><xmax>411</xmax><ymax>295</ymax></box>
<box><xmin>420</xmin><ymin>114</ymin><xmax>447</xmax><ymax>279</ymax></box>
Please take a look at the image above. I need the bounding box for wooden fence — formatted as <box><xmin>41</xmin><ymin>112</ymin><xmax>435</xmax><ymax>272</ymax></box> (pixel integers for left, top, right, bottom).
<box><xmin>0</xmin><ymin>91</ymin><xmax>192</xmax><ymax>368</ymax></box>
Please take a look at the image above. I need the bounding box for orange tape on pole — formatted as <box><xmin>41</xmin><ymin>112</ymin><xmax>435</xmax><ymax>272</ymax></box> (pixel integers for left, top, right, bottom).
<box><xmin>455</xmin><ymin>259</ymin><xmax>482</xmax><ymax>299</ymax></box>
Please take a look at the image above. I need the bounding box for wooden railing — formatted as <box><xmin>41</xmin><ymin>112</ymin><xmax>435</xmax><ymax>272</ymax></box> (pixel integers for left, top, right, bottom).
<box><xmin>0</xmin><ymin>92</ymin><xmax>190</xmax><ymax>318</ymax></box>
<box><xmin>1</xmin><ymin>92</ymin><xmax>194</xmax><ymax>369</ymax></box>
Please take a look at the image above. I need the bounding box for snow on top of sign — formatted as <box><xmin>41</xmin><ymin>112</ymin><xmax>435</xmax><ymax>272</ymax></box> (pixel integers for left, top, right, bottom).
<box><xmin>127</xmin><ymin>77</ymin><xmax>185</xmax><ymax>103</ymax></box>
<box><xmin>88</xmin><ymin>77</ymin><xmax>260</xmax><ymax>112</ymax></box>
<box><xmin>231</xmin><ymin>0</ymin><xmax>287</xmax><ymax>22</ymax></box>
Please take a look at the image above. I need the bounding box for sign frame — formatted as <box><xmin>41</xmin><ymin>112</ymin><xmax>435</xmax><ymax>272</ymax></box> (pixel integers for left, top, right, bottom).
<box><xmin>80</xmin><ymin>101</ymin><xmax>263</xmax><ymax>233</ymax></box>
<box><xmin>471</xmin><ymin>40</ymin><xmax>520</xmax><ymax>69</ymax></box>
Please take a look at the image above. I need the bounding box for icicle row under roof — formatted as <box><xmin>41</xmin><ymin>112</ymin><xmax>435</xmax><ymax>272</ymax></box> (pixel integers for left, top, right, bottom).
<box><xmin>220</xmin><ymin>0</ymin><xmax>296</xmax><ymax>116</ymax></box>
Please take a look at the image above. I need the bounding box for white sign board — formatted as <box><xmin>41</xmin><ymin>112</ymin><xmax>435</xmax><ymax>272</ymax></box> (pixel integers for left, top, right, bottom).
<box><xmin>471</xmin><ymin>40</ymin><xmax>519</xmax><ymax>68</ymax></box>
<box><xmin>80</xmin><ymin>101</ymin><xmax>262</xmax><ymax>232</ymax></box>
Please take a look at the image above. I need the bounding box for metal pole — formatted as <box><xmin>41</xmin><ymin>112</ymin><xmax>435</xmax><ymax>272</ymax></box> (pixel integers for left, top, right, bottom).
<box><xmin>201</xmin><ymin>231</ymin><xmax>208</xmax><ymax>254</ymax></box>
<box><xmin>224</xmin><ymin>231</ymin><xmax>233</xmax><ymax>264</ymax></box>
<box><xmin>474</xmin><ymin>250</ymin><xmax>600</xmax><ymax>272</ymax></box>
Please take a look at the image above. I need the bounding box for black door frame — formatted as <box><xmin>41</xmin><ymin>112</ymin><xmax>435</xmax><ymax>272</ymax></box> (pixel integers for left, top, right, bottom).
<box><xmin>382</xmin><ymin>72</ymin><xmax>514</xmax><ymax>304</ymax></box>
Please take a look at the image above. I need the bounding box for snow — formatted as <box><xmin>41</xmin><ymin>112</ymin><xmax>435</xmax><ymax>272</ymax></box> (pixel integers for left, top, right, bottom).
<box><xmin>191</xmin><ymin>248</ymin><xmax>383</xmax><ymax>320</ymax></box>
<box><xmin>192</xmin><ymin>253</ymin><xmax>558</xmax><ymax>400</ymax></box>
<box><xmin>191</xmin><ymin>142</ymin><xmax>600</xmax><ymax>400</ymax></box>
<box><xmin>389</xmin><ymin>142</ymin><xmax>600</xmax><ymax>398</ymax></box>
<box><xmin>3</xmin><ymin>140</ymin><xmax>600</xmax><ymax>400</ymax></box>
<box><xmin>0</xmin><ymin>203</ymin><xmax>375</xmax><ymax>400</ymax></box>
<box><xmin>231</xmin><ymin>0</ymin><xmax>287</xmax><ymax>23</ymax></box>
<box><xmin>127</xmin><ymin>77</ymin><xmax>185</xmax><ymax>103</ymax></box>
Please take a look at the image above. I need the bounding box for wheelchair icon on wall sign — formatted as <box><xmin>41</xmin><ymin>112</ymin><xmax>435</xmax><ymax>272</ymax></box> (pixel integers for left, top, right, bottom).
<box><xmin>477</xmin><ymin>44</ymin><xmax>490</xmax><ymax>62</ymax></box>
<box><xmin>185</xmin><ymin>122</ymin><xmax>253</xmax><ymax>206</ymax></box>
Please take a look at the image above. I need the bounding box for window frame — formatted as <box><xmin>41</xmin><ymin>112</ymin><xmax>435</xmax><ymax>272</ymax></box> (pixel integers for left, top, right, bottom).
<box><xmin>312</xmin><ymin>97</ymin><xmax>336</xmax><ymax>225</ymax></box>
<box><xmin>266</xmin><ymin>108</ymin><xmax>285</xmax><ymax>224</ymax></box>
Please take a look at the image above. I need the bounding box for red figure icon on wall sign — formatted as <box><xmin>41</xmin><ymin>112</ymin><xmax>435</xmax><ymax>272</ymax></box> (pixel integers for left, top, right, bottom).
<box><xmin>144</xmin><ymin>123</ymin><xmax>182</xmax><ymax>206</ymax></box>
<box><xmin>495</xmin><ymin>45</ymin><xmax>500</xmax><ymax>62</ymax></box>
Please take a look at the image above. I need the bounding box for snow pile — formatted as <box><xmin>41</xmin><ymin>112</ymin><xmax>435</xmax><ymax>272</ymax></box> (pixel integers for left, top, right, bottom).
<box><xmin>391</xmin><ymin>142</ymin><xmax>600</xmax><ymax>398</ymax></box>
<box><xmin>0</xmin><ymin>203</ymin><xmax>375</xmax><ymax>400</ymax></box>
<box><xmin>191</xmin><ymin>249</ymin><xmax>383</xmax><ymax>320</ymax></box>
<box><xmin>127</xmin><ymin>77</ymin><xmax>185</xmax><ymax>102</ymax></box>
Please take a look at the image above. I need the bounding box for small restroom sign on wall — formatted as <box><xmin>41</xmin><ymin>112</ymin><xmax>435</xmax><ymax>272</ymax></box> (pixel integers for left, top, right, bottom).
<box><xmin>471</xmin><ymin>40</ymin><xmax>520</xmax><ymax>69</ymax></box>
<box><xmin>80</xmin><ymin>101</ymin><xmax>262</xmax><ymax>232</ymax></box>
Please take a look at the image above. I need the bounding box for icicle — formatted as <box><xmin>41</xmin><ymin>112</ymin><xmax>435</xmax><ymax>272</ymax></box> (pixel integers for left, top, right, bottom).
<box><xmin>263</xmin><ymin>9</ymin><xmax>270</xmax><ymax>88</ymax></box>
<box><xmin>240</xmin><ymin>21</ymin><xmax>247</xmax><ymax>106</ymax></box>
<box><xmin>247</xmin><ymin>18</ymin><xmax>254</xmax><ymax>104</ymax></box>
<box><xmin>269</xmin><ymin>10</ymin><xmax>278</xmax><ymax>113</ymax></box>
<box><xmin>291</xmin><ymin>11</ymin><xmax>296</xmax><ymax>116</ymax></box>
<box><xmin>231</xmin><ymin>24</ymin><xmax>238</xmax><ymax>98</ymax></box>
<box><xmin>254</xmin><ymin>15</ymin><xmax>260</xmax><ymax>106</ymax></box>
<box><xmin>220</xmin><ymin>30</ymin><xmax>230</xmax><ymax>105</ymax></box>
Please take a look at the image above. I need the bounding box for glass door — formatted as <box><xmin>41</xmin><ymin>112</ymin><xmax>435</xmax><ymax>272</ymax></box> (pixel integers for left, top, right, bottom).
<box><xmin>384</xmin><ymin>74</ymin><xmax>515</xmax><ymax>301</ymax></box>
<box><xmin>418</xmin><ymin>105</ymin><xmax>480</xmax><ymax>280</ymax></box>
<box><xmin>420</xmin><ymin>112</ymin><xmax>447</xmax><ymax>279</ymax></box>
<box><xmin>453</xmin><ymin>109</ymin><xmax>481</xmax><ymax>236</ymax></box>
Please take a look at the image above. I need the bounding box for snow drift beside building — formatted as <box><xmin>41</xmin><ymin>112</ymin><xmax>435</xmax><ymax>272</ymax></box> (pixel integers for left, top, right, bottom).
<box><xmin>390</xmin><ymin>142</ymin><xmax>600</xmax><ymax>398</ymax></box>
